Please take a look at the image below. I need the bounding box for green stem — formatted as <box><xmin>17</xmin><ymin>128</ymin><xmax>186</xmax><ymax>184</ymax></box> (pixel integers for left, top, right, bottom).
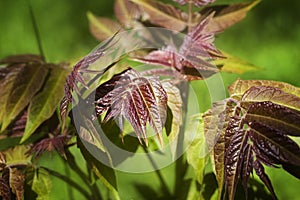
<box><xmin>41</xmin><ymin>167</ymin><xmax>91</xmax><ymax>199</ymax></box>
<box><xmin>142</xmin><ymin>146</ymin><xmax>172</xmax><ymax>197</ymax></box>
<box><xmin>87</xmin><ymin>163</ymin><xmax>103</xmax><ymax>200</ymax></box>
<box><xmin>26</xmin><ymin>0</ymin><xmax>46</xmax><ymax>61</ymax></box>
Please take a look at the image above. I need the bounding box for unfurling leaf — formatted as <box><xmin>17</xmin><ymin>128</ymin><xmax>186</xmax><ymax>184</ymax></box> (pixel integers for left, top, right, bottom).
<box><xmin>27</xmin><ymin>135</ymin><xmax>72</xmax><ymax>159</ymax></box>
<box><xmin>0</xmin><ymin>55</ymin><xmax>49</xmax><ymax>131</ymax></box>
<box><xmin>131</xmin><ymin>0</ymin><xmax>188</xmax><ymax>31</ymax></box>
<box><xmin>137</xmin><ymin>14</ymin><xmax>224</xmax><ymax>81</ymax></box>
<box><xmin>60</xmin><ymin>36</ymin><xmax>118</xmax><ymax>131</ymax></box>
<box><xmin>93</xmin><ymin>68</ymin><xmax>168</xmax><ymax>146</ymax></box>
<box><xmin>199</xmin><ymin>0</ymin><xmax>261</xmax><ymax>32</ymax></box>
<box><xmin>204</xmin><ymin>80</ymin><xmax>300</xmax><ymax>200</ymax></box>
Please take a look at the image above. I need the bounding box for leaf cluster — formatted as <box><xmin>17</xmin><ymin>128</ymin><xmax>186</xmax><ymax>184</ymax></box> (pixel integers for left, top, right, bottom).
<box><xmin>204</xmin><ymin>79</ymin><xmax>300</xmax><ymax>199</ymax></box>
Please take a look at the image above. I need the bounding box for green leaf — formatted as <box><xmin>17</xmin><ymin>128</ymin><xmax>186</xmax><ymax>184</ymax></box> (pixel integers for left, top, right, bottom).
<box><xmin>200</xmin><ymin>0</ymin><xmax>261</xmax><ymax>32</ymax></box>
<box><xmin>22</xmin><ymin>65</ymin><xmax>70</xmax><ymax>143</ymax></box>
<box><xmin>186</xmin><ymin>115</ymin><xmax>207</xmax><ymax>184</ymax></box>
<box><xmin>215</xmin><ymin>51</ymin><xmax>260</xmax><ymax>74</ymax></box>
<box><xmin>131</xmin><ymin>0</ymin><xmax>188</xmax><ymax>31</ymax></box>
<box><xmin>31</xmin><ymin>168</ymin><xmax>52</xmax><ymax>200</ymax></box>
<box><xmin>1</xmin><ymin>63</ymin><xmax>48</xmax><ymax>131</ymax></box>
<box><xmin>87</xmin><ymin>12</ymin><xmax>121</xmax><ymax>41</ymax></box>
<box><xmin>162</xmin><ymin>81</ymin><xmax>182</xmax><ymax>159</ymax></box>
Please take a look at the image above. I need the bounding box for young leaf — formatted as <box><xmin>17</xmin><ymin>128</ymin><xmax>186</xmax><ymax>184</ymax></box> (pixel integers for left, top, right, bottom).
<box><xmin>30</xmin><ymin>168</ymin><xmax>52</xmax><ymax>200</ymax></box>
<box><xmin>87</xmin><ymin>12</ymin><xmax>122</xmax><ymax>41</ymax></box>
<box><xmin>4</xmin><ymin>146</ymin><xmax>32</xmax><ymax>166</ymax></box>
<box><xmin>245</xmin><ymin>101</ymin><xmax>300</xmax><ymax>137</ymax></box>
<box><xmin>9</xmin><ymin>168</ymin><xmax>25</xmax><ymax>200</ymax></box>
<box><xmin>137</xmin><ymin>14</ymin><xmax>223</xmax><ymax>81</ymax></box>
<box><xmin>205</xmin><ymin>80</ymin><xmax>300</xmax><ymax>200</ymax></box>
<box><xmin>241</xmin><ymin>86</ymin><xmax>300</xmax><ymax>112</ymax></box>
<box><xmin>228</xmin><ymin>79</ymin><xmax>300</xmax><ymax>98</ymax></box>
<box><xmin>186</xmin><ymin>115</ymin><xmax>207</xmax><ymax>183</ymax></box>
<box><xmin>214</xmin><ymin>51</ymin><xmax>259</xmax><ymax>74</ymax></box>
<box><xmin>27</xmin><ymin>135</ymin><xmax>72</xmax><ymax>159</ymax></box>
<box><xmin>0</xmin><ymin>178</ymin><xmax>11</xmax><ymax>200</ymax></box>
<box><xmin>10</xmin><ymin>111</ymin><xmax>27</xmax><ymax>137</ymax></box>
<box><xmin>60</xmin><ymin>35</ymin><xmax>118</xmax><ymax>130</ymax></box>
<box><xmin>203</xmin><ymin>99</ymin><xmax>237</xmax><ymax>199</ymax></box>
<box><xmin>94</xmin><ymin>68</ymin><xmax>167</xmax><ymax>146</ymax></box>
<box><xmin>0</xmin><ymin>56</ymin><xmax>49</xmax><ymax>131</ymax></box>
<box><xmin>162</xmin><ymin>81</ymin><xmax>182</xmax><ymax>158</ymax></box>
<box><xmin>174</xmin><ymin>0</ymin><xmax>215</xmax><ymax>7</ymax></box>
<box><xmin>0</xmin><ymin>65</ymin><xmax>23</xmax><ymax>126</ymax></box>
<box><xmin>131</xmin><ymin>0</ymin><xmax>188</xmax><ymax>31</ymax></box>
<box><xmin>114</xmin><ymin>0</ymin><xmax>141</xmax><ymax>28</ymax></box>
<box><xmin>22</xmin><ymin>64</ymin><xmax>70</xmax><ymax>143</ymax></box>
<box><xmin>0</xmin><ymin>56</ymin><xmax>37</xmax><ymax>127</ymax></box>
<box><xmin>199</xmin><ymin>0</ymin><xmax>261</xmax><ymax>32</ymax></box>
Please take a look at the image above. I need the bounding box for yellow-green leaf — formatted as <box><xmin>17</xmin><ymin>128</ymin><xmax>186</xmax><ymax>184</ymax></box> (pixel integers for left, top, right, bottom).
<box><xmin>4</xmin><ymin>145</ymin><xmax>32</xmax><ymax>166</ymax></box>
<box><xmin>87</xmin><ymin>12</ymin><xmax>121</xmax><ymax>41</ymax></box>
<box><xmin>229</xmin><ymin>79</ymin><xmax>300</xmax><ymax>98</ymax></box>
<box><xmin>0</xmin><ymin>66</ymin><xmax>24</xmax><ymax>126</ymax></box>
<box><xmin>22</xmin><ymin>65</ymin><xmax>70</xmax><ymax>143</ymax></box>
<box><xmin>1</xmin><ymin>64</ymin><xmax>48</xmax><ymax>131</ymax></box>
<box><xmin>215</xmin><ymin>51</ymin><xmax>260</xmax><ymax>74</ymax></box>
<box><xmin>186</xmin><ymin>115</ymin><xmax>207</xmax><ymax>184</ymax></box>
<box><xmin>31</xmin><ymin>168</ymin><xmax>52</xmax><ymax>200</ymax></box>
<box><xmin>162</xmin><ymin>81</ymin><xmax>182</xmax><ymax>159</ymax></box>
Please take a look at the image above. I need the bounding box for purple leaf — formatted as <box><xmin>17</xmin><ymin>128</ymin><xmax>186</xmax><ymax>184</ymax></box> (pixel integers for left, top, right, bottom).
<box><xmin>94</xmin><ymin>68</ymin><xmax>167</xmax><ymax>146</ymax></box>
<box><xmin>60</xmin><ymin>35</ymin><xmax>119</xmax><ymax>130</ymax></box>
<box><xmin>137</xmin><ymin>14</ymin><xmax>224</xmax><ymax>81</ymax></box>
<box><xmin>173</xmin><ymin>0</ymin><xmax>215</xmax><ymax>7</ymax></box>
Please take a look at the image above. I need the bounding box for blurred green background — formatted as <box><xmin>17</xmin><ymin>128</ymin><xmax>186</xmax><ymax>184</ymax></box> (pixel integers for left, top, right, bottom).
<box><xmin>1</xmin><ymin>0</ymin><xmax>300</xmax><ymax>199</ymax></box>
